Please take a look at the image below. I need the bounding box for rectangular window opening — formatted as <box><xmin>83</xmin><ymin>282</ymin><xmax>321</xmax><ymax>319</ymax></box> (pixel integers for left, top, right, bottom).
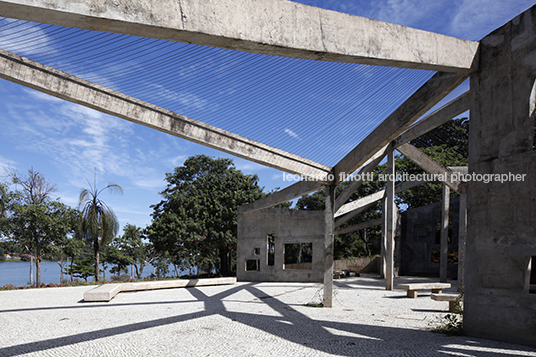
<box><xmin>267</xmin><ymin>233</ymin><xmax>275</xmax><ymax>266</ymax></box>
<box><xmin>246</xmin><ymin>259</ymin><xmax>260</xmax><ymax>271</ymax></box>
<box><xmin>254</xmin><ymin>247</ymin><xmax>260</xmax><ymax>255</ymax></box>
<box><xmin>283</xmin><ymin>243</ymin><xmax>312</xmax><ymax>270</ymax></box>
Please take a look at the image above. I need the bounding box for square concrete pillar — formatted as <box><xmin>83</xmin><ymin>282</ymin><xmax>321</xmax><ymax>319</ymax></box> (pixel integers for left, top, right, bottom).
<box><xmin>465</xmin><ymin>5</ymin><xmax>536</xmax><ymax>347</ymax></box>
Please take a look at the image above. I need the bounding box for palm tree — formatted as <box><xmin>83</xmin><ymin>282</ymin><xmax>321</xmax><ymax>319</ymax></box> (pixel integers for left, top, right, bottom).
<box><xmin>78</xmin><ymin>174</ymin><xmax>122</xmax><ymax>282</ymax></box>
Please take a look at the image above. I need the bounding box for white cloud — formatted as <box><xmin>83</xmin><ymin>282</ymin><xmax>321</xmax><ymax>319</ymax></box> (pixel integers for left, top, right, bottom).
<box><xmin>449</xmin><ymin>0</ymin><xmax>536</xmax><ymax>40</ymax></box>
<box><xmin>284</xmin><ymin>128</ymin><xmax>302</xmax><ymax>141</ymax></box>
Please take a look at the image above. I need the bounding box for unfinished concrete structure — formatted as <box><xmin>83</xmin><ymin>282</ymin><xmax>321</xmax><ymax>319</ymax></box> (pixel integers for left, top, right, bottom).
<box><xmin>237</xmin><ymin>209</ymin><xmax>325</xmax><ymax>283</ymax></box>
<box><xmin>0</xmin><ymin>0</ymin><xmax>534</xmax><ymax>347</ymax></box>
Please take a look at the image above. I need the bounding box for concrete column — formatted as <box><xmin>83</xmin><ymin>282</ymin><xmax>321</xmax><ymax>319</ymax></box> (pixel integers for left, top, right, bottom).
<box><xmin>440</xmin><ymin>184</ymin><xmax>450</xmax><ymax>283</ymax></box>
<box><xmin>385</xmin><ymin>147</ymin><xmax>395</xmax><ymax>290</ymax></box>
<box><xmin>323</xmin><ymin>185</ymin><xmax>335</xmax><ymax>307</ymax></box>
<box><xmin>380</xmin><ymin>197</ymin><xmax>386</xmax><ymax>279</ymax></box>
<box><xmin>457</xmin><ymin>192</ymin><xmax>467</xmax><ymax>292</ymax></box>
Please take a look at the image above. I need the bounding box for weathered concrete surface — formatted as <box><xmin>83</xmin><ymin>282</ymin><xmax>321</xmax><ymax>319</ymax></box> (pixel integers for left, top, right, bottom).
<box><xmin>393</xmin><ymin>92</ymin><xmax>470</xmax><ymax>147</ymax></box>
<box><xmin>323</xmin><ymin>185</ymin><xmax>335</xmax><ymax>307</ymax></box>
<box><xmin>465</xmin><ymin>5</ymin><xmax>536</xmax><ymax>347</ymax></box>
<box><xmin>399</xmin><ymin>196</ymin><xmax>460</xmax><ymax>278</ymax></box>
<box><xmin>237</xmin><ymin>209</ymin><xmax>325</xmax><ymax>283</ymax></box>
<box><xmin>397</xmin><ymin>143</ymin><xmax>463</xmax><ymax>192</ymax></box>
<box><xmin>0</xmin><ymin>0</ymin><xmax>478</xmax><ymax>72</ymax></box>
<box><xmin>0</xmin><ymin>48</ymin><xmax>331</xmax><ymax>181</ymax></box>
<box><xmin>238</xmin><ymin>180</ymin><xmax>323</xmax><ymax>214</ymax></box>
<box><xmin>333</xmin><ymin>256</ymin><xmax>380</xmax><ymax>273</ymax></box>
<box><xmin>83</xmin><ymin>277</ymin><xmax>237</xmax><ymax>302</ymax></box>
<box><xmin>334</xmin><ymin>72</ymin><xmax>467</xmax><ymax>183</ymax></box>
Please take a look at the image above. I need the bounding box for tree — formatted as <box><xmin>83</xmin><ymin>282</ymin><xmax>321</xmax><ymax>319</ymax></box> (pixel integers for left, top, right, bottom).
<box><xmin>149</xmin><ymin>155</ymin><xmax>265</xmax><ymax>276</ymax></box>
<box><xmin>119</xmin><ymin>224</ymin><xmax>149</xmax><ymax>279</ymax></box>
<box><xmin>78</xmin><ymin>175</ymin><xmax>123</xmax><ymax>282</ymax></box>
<box><xmin>4</xmin><ymin>169</ymin><xmax>76</xmax><ymax>287</ymax></box>
<box><xmin>10</xmin><ymin>200</ymin><xmax>77</xmax><ymax>286</ymax></box>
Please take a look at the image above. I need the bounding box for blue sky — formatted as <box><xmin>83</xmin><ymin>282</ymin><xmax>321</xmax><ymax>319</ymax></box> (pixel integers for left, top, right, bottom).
<box><xmin>0</xmin><ymin>0</ymin><xmax>534</xmax><ymax>233</ymax></box>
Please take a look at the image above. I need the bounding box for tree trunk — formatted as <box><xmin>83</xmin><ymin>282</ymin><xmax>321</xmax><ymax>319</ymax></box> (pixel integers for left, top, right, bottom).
<box><xmin>94</xmin><ymin>239</ymin><xmax>100</xmax><ymax>282</ymax></box>
<box><xmin>36</xmin><ymin>257</ymin><xmax>41</xmax><ymax>288</ymax></box>
<box><xmin>57</xmin><ymin>260</ymin><xmax>64</xmax><ymax>283</ymax></box>
<box><xmin>36</xmin><ymin>245</ymin><xmax>41</xmax><ymax>287</ymax></box>
<box><xmin>29</xmin><ymin>254</ymin><xmax>34</xmax><ymax>286</ymax></box>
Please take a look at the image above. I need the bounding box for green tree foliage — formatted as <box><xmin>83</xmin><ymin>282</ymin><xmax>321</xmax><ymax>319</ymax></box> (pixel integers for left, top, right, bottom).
<box><xmin>4</xmin><ymin>169</ymin><xmax>77</xmax><ymax>286</ymax></box>
<box><xmin>148</xmin><ymin>155</ymin><xmax>265</xmax><ymax>276</ymax></box>
<box><xmin>118</xmin><ymin>224</ymin><xmax>149</xmax><ymax>279</ymax></box>
<box><xmin>78</xmin><ymin>175</ymin><xmax>123</xmax><ymax>282</ymax></box>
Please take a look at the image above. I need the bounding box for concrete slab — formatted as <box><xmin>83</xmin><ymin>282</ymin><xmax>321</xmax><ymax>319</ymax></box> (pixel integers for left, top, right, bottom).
<box><xmin>83</xmin><ymin>277</ymin><xmax>237</xmax><ymax>302</ymax></box>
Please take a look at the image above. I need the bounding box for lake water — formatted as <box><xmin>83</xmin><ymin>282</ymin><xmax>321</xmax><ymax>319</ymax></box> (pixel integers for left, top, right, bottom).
<box><xmin>0</xmin><ymin>260</ymin><xmax>190</xmax><ymax>287</ymax></box>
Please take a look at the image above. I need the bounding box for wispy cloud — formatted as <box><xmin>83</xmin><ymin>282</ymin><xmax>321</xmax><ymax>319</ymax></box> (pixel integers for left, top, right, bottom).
<box><xmin>284</xmin><ymin>128</ymin><xmax>302</xmax><ymax>141</ymax></box>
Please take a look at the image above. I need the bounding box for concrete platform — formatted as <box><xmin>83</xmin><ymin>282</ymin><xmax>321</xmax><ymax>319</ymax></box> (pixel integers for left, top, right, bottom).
<box><xmin>84</xmin><ymin>277</ymin><xmax>237</xmax><ymax>302</ymax></box>
<box><xmin>1</xmin><ymin>275</ymin><xmax>535</xmax><ymax>356</ymax></box>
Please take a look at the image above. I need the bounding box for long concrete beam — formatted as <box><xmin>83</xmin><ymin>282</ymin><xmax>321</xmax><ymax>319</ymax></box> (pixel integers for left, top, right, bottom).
<box><xmin>396</xmin><ymin>143</ymin><xmax>462</xmax><ymax>193</ymax></box>
<box><xmin>333</xmin><ymin>72</ymin><xmax>467</xmax><ymax>184</ymax></box>
<box><xmin>334</xmin><ymin>144</ymin><xmax>389</xmax><ymax>212</ymax></box>
<box><xmin>393</xmin><ymin>91</ymin><xmax>470</xmax><ymax>147</ymax></box>
<box><xmin>333</xmin><ymin>218</ymin><xmax>383</xmax><ymax>236</ymax></box>
<box><xmin>238</xmin><ymin>180</ymin><xmax>323</xmax><ymax>214</ymax></box>
<box><xmin>334</xmin><ymin>178</ymin><xmax>428</xmax><ymax>222</ymax></box>
<box><xmin>0</xmin><ymin>48</ymin><xmax>331</xmax><ymax>180</ymax></box>
<box><xmin>0</xmin><ymin>0</ymin><xmax>478</xmax><ymax>72</ymax></box>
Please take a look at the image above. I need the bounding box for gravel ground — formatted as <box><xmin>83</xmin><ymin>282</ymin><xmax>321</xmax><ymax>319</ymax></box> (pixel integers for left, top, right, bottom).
<box><xmin>1</xmin><ymin>274</ymin><xmax>535</xmax><ymax>357</ymax></box>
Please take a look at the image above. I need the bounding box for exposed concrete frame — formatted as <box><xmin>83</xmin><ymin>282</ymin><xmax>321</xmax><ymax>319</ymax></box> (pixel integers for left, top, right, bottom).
<box><xmin>333</xmin><ymin>218</ymin><xmax>382</xmax><ymax>236</ymax></box>
<box><xmin>238</xmin><ymin>181</ymin><xmax>323</xmax><ymax>214</ymax></box>
<box><xmin>334</xmin><ymin>179</ymin><xmax>429</xmax><ymax>220</ymax></box>
<box><xmin>385</xmin><ymin>147</ymin><xmax>396</xmax><ymax>290</ymax></box>
<box><xmin>0</xmin><ymin>0</ymin><xmax>478</xmax><ymax>72</ymax></box>
<box><xmin>393</xmin><ymin>92</ymin><xmax>470</xmax><ymax>147</ymax></box>
<box><xmin>323</xmin><ymin>185</ymin><xmax>335</xmax><ymax>307</ymax></box>
<box><xmin>0</xmin><ymin>48</ymin><xmax>331</xmax><ymax>181</ymax></box>
<box><xmin>458</xmin><ymin>192</ymin><xmax>467</xmax><ymax>291</ymax></box>
<box><xmin>396</xmin><ymin>143</ymin><xmax>463</xmax><ymax>193</ymax></box>
<box><xmin>333</xmin><ymin>72</ymin><xmax>468</xmax><ymax>184</ymax></box>
<box><xmin>334</xmin><ymin>145</ymin><xmax>389</xmax><ymax>212</ymax></box>
<box><xmin>440</xmin><ymin>184</ymin><xmax>450</xmax><ymax>283</ymax></box>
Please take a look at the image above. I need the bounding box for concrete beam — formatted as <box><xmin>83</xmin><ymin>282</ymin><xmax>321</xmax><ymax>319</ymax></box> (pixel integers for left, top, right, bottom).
<box><xmin>333</xmin><ymin>218</ymin><xmax>382</xmax><ymax>236</ymax></box>
<box><xmin>334</xmin><ymin>178</ymin><xmax>428</xmax><ymax>219</ymax></box>
<box><xmin>0</xmin><ymin>0</ymin><xmax>478</xmax><ymax>72</ymax></box>
<box><xmin>334</xmin><ymin>145</ymin><xmax>388</xmax><ymax>212</ymax></box>
<box><xmin>385</xmin><ymin>148</ymin><xmax>395</xmax><ymax>290</ymax></box>
<box><xmin>0</xmin><ymin>48</ymin><xmax>331</xmax><ymax>180</ymax></box>
<box><xmin>238</xmin><ymin>180</ymin><xmax>323</xmax><ymax>214</ymax></box>
<box><xmin>393</xmin><ymin>92</ymin><xmax>470</xmax><ymax>147</ymax></box>
<box><xmin>440</xmin><ymin>183</ymin><xmax>450</xmax><ymax>283</ymax></box>
<box><xmin>396</xmin><ymin>143</ymin><xmax>462</xmax><ymax>193</ymax></box>
<box><xmin>323</xmin><ymin>185</ymin><xmax>335</xmax><ymax>308</ymax></box>
<box><xmin>333</xmin><ymin>72</ymin><xmax>467</xmax><ymax>184</ymax></box>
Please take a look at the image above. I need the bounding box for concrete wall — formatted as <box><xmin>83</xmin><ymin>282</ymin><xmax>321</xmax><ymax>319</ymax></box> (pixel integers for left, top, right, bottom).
<box><xmin>237</xmin><ymin>209</ymin><xmax>325</xmax><ymax>282</ymax></box>
<box><xmin>400</xmin><ymin>196</ymin><xmax>459</xmax><ymax>278</ymax></box>
<box><xmin>465</xmin><ymin>6</ymin><xmax>536</xmax><ymax>347</ymax></box>
<box><xmin>333</xmin><ymin>256</ymin><xmax>380</xmax><ymax>273</ymax></box>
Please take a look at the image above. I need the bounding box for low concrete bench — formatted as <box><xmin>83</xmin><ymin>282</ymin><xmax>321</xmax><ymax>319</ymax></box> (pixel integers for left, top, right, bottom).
<box><xmin>431</xmin><ymin>293</ymin><xmax>462</xmax><ymax>312</ymax></box>
<box><xmin>84</xmin><ymin>277</ymin><xmax>237</xmax><ymax>302</ymax></box>
<box><xmin>396</xmin><ymin>282</ymin><xmax>451</xmax><ymax>298</ymax></box>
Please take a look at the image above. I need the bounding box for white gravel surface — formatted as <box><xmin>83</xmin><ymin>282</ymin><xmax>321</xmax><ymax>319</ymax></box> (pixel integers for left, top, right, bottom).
<box><xmin>1</xmin><ymin>274</ymin><xmax>535</xmax><ymax>356</ymax></box>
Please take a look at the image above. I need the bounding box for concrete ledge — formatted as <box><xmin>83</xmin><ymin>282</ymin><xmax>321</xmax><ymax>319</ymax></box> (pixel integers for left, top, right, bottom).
<box><xmin>431</xmin><ymin>293</ymin><xmax>462</xmax><ymax>312</ymax></box>
<box><xmin>397</xmin><ymin>282</ymin><xmax>451</xmax><ymax>298</ymax></box>
<box><xmin>84</xmin><ymin>277</ymin><xmax>237</xmax><ymax>302</ymax></box>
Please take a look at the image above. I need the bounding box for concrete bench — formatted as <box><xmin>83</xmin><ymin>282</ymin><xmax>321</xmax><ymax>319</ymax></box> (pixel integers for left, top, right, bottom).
<box><xmin>431</xmin><ymin>293</ymin><xmax>462</xmax><ymax>312</ymax></box>
<box><xmin>396</xmin><ymin>282</ymin><xmax>451</xmax><ymax>298</ymax></box>
<box><xmin>84</xmin><ymin>277</ymin><xmax>237</xmax><ymax>302</ymax></box>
